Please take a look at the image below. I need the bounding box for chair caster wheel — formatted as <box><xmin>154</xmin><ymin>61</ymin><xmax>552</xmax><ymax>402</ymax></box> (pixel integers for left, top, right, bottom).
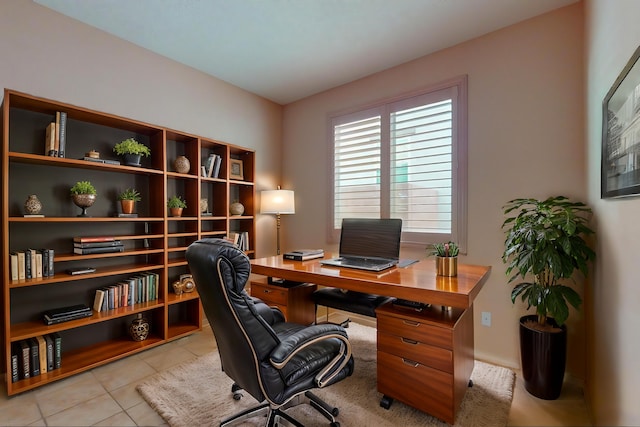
<box><xmin>468</xmin><ymin>379</ymin><xmax>473</xmax><ymax>387</ymax></box>
<box><xmin>380</xmin><ymin>395</ymin><xmax>393</xmax><ymax>409</ymax></box>
<box><xmin>233</xmin><ymin>392</ymin><xmax>242</xmax><ymax>400</ymax></box>
<box><xmin>330</xmin><ymin>422</ymin><xmax>340</xmax><ymax>427</ymax></box>
<box><xmin>231</xmin><ymin>383</ymin><xmax>242</xmax><ymax>392</ymax></box>
<box><xmin>331</xmin><ymin>407</ymin><xmax>339</xmax><ymax>416</ymax></box>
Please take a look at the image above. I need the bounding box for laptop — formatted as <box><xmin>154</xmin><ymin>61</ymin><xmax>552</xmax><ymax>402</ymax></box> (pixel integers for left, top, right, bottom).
<box><xmin>320</xmin><ymin>218</ymin><xmax>402</xmax><ymax>272</ymax></box>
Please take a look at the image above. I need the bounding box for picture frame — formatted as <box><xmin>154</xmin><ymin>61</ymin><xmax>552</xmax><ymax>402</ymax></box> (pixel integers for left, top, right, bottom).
<box><xmin>602</xmin><ymin>45</ymin><xmax>640</xmax><ymax>198</ymax></box>
<box><xmin>229</xmin><ymin>158</ymin><xmax>244</xmax><ymax>180</ymax></box>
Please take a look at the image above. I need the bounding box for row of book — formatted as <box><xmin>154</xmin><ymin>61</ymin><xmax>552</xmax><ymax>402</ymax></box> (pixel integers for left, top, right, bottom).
<box><xmin>202</xmin><ymin>153</ymin><xmax>222</xmax><ymax>178</ymax></box>
<box><xmin>9</xmin><ymin>249</ymin><xmax>55</xmax><ymax>280</ymax></box>
<box><xmin>44</xmin><ymin>111</ymin><xmax>67</xmax><ymax>158</ymax></box>
<box><xmin>226</xmin><ymin>231</ymin><xmax>250</xmax><ymax>251</ymax></box>
<box><xmin>11</xmin><ymin>334</ymin><xmax>62</xmax><ymax>382</ymax></box>
<box><xmin>93</xmin><ymin>272</ymin><xmax>160</xmax><ymax>312</ymax></box>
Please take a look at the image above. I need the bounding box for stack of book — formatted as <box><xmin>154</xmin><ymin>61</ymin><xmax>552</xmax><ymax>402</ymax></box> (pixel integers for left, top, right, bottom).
<box><xmin>44</xmin><ymin>111</ymin><xmax>66</xmax><ymax>158</ymax></box>
<box><xmin>283</xmin><ymin>249</ymin><xmax>325</xmax><ymax>261</ymax></box>
<box><xmin>226</xmin><ymin>231</ymin><xmax>250</xmax><ymax>251</ymax></box>
<box><xmin>202</xmin><ymin>153</ymin><xmax>222</xmax><ymax>178</ymax></box>
<box><xmin>73</xmin><ymin>236</ymin><xmax>124</xmax><ymax>255</ymax></box>
<box><xmin>42</xmin><ymin>304</ymin><xmax>92</xmax><ymax>325</ymax></box>
<box><xmin>11</xmin><ymin>333</ymin><xmax>62</xmax><ymax>382</ymax></box>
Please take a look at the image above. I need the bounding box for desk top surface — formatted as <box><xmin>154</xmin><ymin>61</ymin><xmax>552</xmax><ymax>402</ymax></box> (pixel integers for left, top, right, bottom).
<box><xmin>250</xmin><ymin>256</ymin><xmax>491</xmax><ymax>308</ymax></box>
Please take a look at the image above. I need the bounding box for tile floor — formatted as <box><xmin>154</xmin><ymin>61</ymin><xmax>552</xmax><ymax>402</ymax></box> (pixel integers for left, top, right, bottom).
<box><xmin>0</xmin><ymin>323</ymin><xmax>592</xmax><ymax>426</ymax></box>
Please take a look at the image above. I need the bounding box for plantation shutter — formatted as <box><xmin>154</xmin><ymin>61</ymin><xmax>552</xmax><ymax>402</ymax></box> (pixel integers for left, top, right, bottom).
<box><xmin>332</xmin><ymin>108</ymin><xmax>382</xmax><ymax>229</ymax></box>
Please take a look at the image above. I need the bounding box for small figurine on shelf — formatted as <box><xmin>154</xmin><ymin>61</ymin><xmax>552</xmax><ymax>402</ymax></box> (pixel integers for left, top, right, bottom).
<box><xmin>70</xmin><ymin>181</ymin><xmax>97</xmax><ymax>217</ymax></box>
<box><xmin>167</xmin><ymin>195</ymin><xmax>187</xmax><ymax>217</ymax></box>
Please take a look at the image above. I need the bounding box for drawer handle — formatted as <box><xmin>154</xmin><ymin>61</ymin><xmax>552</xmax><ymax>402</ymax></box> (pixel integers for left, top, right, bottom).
<box><xmin>402</xmin><ymin>358</ymin><xmax>419</xmax><ymax>368</ymax></box>
<box><xmin>402</xmin><ymin>320</ymin><xmax>420</xmax><ymax>327</ymax></box>
<box><xmin>401</xmin><ymin>337</ymin><xmax>418</xmax><ymax>345</ymax></box>
<box><xmin>262</xmin><ymin>289</ymin><xmax>272</xmax><ymax>294</ymax></box>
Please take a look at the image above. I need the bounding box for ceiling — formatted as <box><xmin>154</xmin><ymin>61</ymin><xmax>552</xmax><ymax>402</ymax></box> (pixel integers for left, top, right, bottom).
<box><xmin>35</xmin><ymin>0</ymin><xmax>577</xmax><ymax>105</ymax></box>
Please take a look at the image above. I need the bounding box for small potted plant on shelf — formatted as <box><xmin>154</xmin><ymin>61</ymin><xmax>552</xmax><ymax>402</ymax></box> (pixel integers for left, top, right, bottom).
<box><xmin>117</xmin><ymin>188</ymin><xmax>141</xmax><ymax>215</ymax></box>
<box><xmin>167</xmin><ymin>195</ymin><xmax>187</xmax><ymax>217</ymax></box>
<box><xmin>70</xmin><ymin>181</ymin><xmax>97</xmax><ymax>217</ymax></box>
<box><xmin>113</xmin><ymin>137</ymin><xmax>151</xmax><ymax>166</ymax></box>
<box><xmin>428</xmin><ymin>241</ymin><xmax>459</xmax><ymax>276</ymax></box>
<box><xmin>502</xmin><ymin>196</ymin><xmax>595</xmax><ymax>400</ymax></box>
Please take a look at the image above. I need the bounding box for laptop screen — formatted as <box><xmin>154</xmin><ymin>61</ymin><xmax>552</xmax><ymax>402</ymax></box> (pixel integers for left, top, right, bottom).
<box><xmin>339</xmin><ymin>218</ymin><xmax>402</xmax><ymax>261</ymax></box>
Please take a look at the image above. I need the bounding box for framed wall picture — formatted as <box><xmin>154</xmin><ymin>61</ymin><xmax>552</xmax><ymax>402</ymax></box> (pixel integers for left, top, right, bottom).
<box><xmin>602</xmin><ymin>45</ymin><xmax>640</xmax><ymax>198</ymax></box>
<box><xmin>230</xmin><ymin>158</ymin><xmax>244</xmax><ymax>180</ymax></box>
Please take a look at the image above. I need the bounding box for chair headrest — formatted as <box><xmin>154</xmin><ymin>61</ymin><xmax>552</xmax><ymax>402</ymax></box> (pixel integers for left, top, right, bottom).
<box><xmin>187</xmin><ymin>238</ymin><xmax>251</xmax><ymax>294</ymax></box>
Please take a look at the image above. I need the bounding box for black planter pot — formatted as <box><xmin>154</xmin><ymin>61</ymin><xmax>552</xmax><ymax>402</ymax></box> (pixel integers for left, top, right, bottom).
<box><xmin>122</xmin><ymin>153</ymin><xmax>141</xmax><ymax>167</ymax></box>
<box><xmin>519</xmin><ymin>314</ymin><xmax>567</xmax><ymax>400</ymax></box>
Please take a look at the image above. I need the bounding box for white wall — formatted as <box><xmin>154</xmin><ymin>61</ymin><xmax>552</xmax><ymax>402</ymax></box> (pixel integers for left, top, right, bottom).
<box><xmin>283</xmin><ymin>4</ymin><xmax>586</xmax><ymax>376</ymax></box>
<box><xmin>585</xmin><ymin>1</ymin><xmax>640</xmax><ymax>425</ymax></box>
<box><xmin>0</xmin><ymin>0</ymin><xmax>283</xmax><ymax>258</ymax></box>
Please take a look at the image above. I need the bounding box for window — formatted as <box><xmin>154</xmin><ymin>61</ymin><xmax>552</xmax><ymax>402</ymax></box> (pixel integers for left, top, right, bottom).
<box><xmin>329</xmin><ymin>76</ymin><xmax>467</xmax><ymax>250</ymax></box>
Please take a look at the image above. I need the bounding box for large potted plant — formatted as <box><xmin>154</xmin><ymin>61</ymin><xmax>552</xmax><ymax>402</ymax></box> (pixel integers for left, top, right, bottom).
<box><xmin>501</xmin><ymin>196</ymin><xmax>595</xmax><ymax>400</ymax></box>
<box><xmin>113</xmin><ymin>137</ymin><xmax>151</xmax><ymax>166</ymax></box>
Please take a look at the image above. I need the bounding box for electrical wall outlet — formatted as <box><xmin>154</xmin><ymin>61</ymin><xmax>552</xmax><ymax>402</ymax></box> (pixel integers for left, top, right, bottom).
<box><xmin>481</xmin><ymin>311</ymin><xmax>491</xmax><ymax>327</ymax></box>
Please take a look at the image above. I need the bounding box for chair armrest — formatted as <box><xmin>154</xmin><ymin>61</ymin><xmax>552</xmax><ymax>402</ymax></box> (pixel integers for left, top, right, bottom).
<box><xmin>270</xmin><ymin>324</ymin><xmax>352</xmax><ymax>387</ymax></box>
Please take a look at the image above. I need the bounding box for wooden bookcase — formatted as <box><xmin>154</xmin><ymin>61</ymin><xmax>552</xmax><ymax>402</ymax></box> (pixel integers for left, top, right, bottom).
<box><xmin>0</xmin><ymin>89</ymin><xmax>256</xmax><ymax>395</ymax></box>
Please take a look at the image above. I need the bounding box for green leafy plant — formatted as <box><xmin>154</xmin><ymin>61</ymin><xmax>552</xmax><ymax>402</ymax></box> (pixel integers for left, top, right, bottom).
<box><xmin>118</xmin><ymin>188</ymin><xmax>141</xmax><ymax>202</ymax></box>
<box><xmin>427</xmin><ymin>241</ymin><xmax>459</xmax><ymax>257</ymax></box>
<box><xmin>167</xmin><ymin>195</ymin><xmax>187</xmax><ymax>209</ymax></box>
<box><xmin>502</xmin><ymin>196</ymin><xmax>595</xmax><ymax>326</ymax></box>
<box><xmin>70</xmin><ymin>181</ymin><xmax>97</xmax><ymax>195</ymax></box>
<box><xmin>113</xmin><ymin>138</ymin><xmax>151</xmax><ymax>157</ymax></box>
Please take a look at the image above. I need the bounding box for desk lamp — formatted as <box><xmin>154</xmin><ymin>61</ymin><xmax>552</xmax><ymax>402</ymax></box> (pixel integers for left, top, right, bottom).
<box><xmin>260</xmin><ymin>186</ymin><xmax>295</xmax><ymax>255</ymax></box>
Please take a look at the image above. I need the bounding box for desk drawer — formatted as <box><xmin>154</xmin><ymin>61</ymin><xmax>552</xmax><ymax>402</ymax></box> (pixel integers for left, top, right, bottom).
<box><xmin>377</xmin><ymin>331</ymin><xmax>453</xmax><ymax>373</ymax></box>
<box><xmin>377</xmin><ymin>350</ymin><xmax>454</xmax><ymax>423</ymax></box>
<box><xmin>377</xmin><ymin>314</ymin><xmax>453</xmax><ymax>350</ymax></box>
<box><xmin>251</xmin><ymin>282</ymin><xmax>288</xmax><ymax>306</ymax></box>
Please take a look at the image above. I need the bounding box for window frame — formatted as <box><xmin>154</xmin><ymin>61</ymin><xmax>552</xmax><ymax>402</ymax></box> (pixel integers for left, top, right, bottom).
<box><xmin>327</xmin><ymin>75</ymin><xmax>468</xmax><ymax>252</ymax></box>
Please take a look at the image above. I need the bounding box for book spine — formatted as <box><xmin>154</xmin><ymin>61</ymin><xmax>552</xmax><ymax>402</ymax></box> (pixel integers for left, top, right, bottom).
<box><xmin>73</xmin><ymin>236</ymin><xmax>116</xmax><ymax>243</ymax></box>
<box><xmin>25</xmin><ymin>249</ymin><xmax>32</xmax><ymax>279</ymax></box>
<box><xmin>19</xmin><ymin>341</ymin><xmax>30</xmax><ymax>379</ymax></box>
<box><xmin>37</xmin><ymin>336</ymin><xmax>47</xmax><ymax>374</ymax></box>
<box><xmin>17</xmin><ymin>251</ymin><xmax>26</xmax><ymax>280</ymax></box>
<box><xmin>45</xmin><ymin>122</ymin><xmax>57</xmax><ymax>156</ymax></box>
<box><xmin>93</xmin><ymin>289</ymin><xmax>105</xmax><ymax>312</ymax></box>
<box><xmin>47</xmin><ymin>249</ymin><xmax>55</xmax><ymax>276</ymax></box>
<box><xmin>74</xmin><ymin>245</ymin><xmax>124</xmax><ymax>255</ymax></box>
<box><xmin>10</xmin><ymin>253</ymin><xmax>18</xmax><ymax>281</ymax></box>
<box><xmin>35</xmin><ymin>252</ymin><xmax>43</xmax><ymax>278</ymax></box>
<box><xmin>28</xmin><ymin>338</ymin><xmax>40</xmax><ymax>376</ymax></box>
<box><xmin>11</xmin><ymin>350</ymin><xmax>19</xmax><ymax>383</ymax></box>
<box><xmin>52</xmin><ymin>333</ymin><xmax>62</xmax><ymax>369</ymax></box>
<box><xmin>212</xmin><ymin>155</ymin><xmax>222</xmax><ymax>178</ymax></box>
<box><xmin>57</xmin><ymin>111</ymin><xmax>67</xmax><ymax>158</ymax></box>
<box><xmin>44</xmin><ymin>334</ymin><xmax>54</xmax><ymax>371</ymax></box>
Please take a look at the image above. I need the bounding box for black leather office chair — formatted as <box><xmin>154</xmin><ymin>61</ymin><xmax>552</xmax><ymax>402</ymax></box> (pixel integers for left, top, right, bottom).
<box><xmin>186</xmin><ymin>238</ymin><xmax>354</xmax><ymax>427</ymax></box>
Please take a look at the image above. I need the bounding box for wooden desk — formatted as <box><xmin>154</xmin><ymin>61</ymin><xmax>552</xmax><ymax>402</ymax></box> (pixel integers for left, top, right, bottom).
<box><xmin>250</xmin><ymin>256</ymin><xmax>490</xmax><ymax>424</ymax></box>
<box><xmin>250</xmin><ymin>256</ymin><xmax>490</xmax><ymax>309</ymax></box>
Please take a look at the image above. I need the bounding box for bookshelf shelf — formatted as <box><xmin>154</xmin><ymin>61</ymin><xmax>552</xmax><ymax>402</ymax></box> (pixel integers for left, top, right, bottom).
<box><xmin>1</xmin><ymin>89</ymin><xmax>256</xmax><ymax>395</ymax></box>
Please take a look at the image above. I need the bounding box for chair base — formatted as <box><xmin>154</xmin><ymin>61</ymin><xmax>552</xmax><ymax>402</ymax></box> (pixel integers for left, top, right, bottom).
<box><xmin>220</xmin><ymin>390</ymin><xmax>340</xmax><ymax>427</ymax></box>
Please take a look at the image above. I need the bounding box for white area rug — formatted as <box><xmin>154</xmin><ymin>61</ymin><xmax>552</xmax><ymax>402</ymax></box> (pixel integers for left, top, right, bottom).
<box><xmin>137</xmin><ymin>323</ymin><xmax>515</xmax><ymax>427</ymax></box>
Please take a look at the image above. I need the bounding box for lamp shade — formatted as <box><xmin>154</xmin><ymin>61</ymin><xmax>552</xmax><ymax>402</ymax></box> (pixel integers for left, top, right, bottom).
<box><xmin>260</xmin><ymin>189</ymin><xmax>295</xmax><ymax>214</ymax></box>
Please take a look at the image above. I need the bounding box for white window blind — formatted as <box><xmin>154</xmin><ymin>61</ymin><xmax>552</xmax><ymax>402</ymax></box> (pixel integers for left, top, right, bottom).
<box><xmin>329</xmin><ymin>77</ymin><xmax>467</xmax><ymax>249</ymax></box>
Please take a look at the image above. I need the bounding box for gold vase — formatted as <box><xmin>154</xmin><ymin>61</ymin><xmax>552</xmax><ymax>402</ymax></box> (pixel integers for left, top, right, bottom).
<box><xmin>436</xmin><ymin>256</ymin><xmax>457</xmax><ymax>277</ymax></box>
